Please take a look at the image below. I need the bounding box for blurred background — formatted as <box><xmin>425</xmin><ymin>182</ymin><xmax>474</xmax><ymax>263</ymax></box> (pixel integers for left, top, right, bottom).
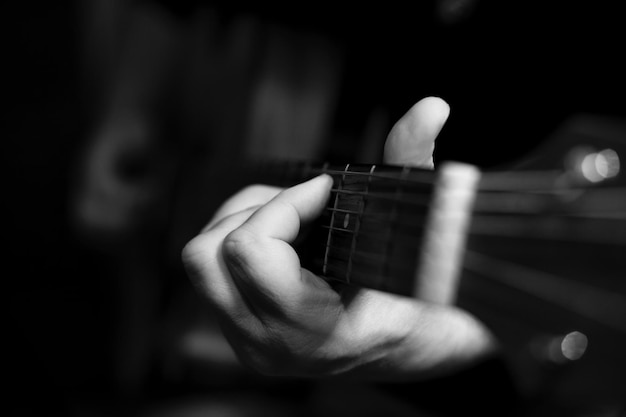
<box><xmin>6</xmin><ymin>1</ymin><xmax>624</xmax><ymax>416</ymax></box>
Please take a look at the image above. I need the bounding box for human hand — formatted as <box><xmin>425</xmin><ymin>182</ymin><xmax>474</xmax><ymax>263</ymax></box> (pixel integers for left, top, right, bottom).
<box><xmin>182</xmin><ymin>97</ymin><xmax>496</xmax><ymax>381</ymax></box>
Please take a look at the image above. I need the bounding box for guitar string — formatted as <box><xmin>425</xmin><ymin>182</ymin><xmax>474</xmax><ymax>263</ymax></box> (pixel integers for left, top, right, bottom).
<box><xmin>258</xmin><ymin>161</ymin><xmax>577</xmax><ymax>191</ymax></box>
<box><xmin>253</xmin><ymin>162</ymin><xmax>625</xmax><ymax>217</ymax></box>
<box><xmin>316</xmin><ymin>245</ymin><xmax>626</xmax><ymax>332</ymax></box>
<box><xmin>327</xmin><ymin>186</ymin><xmax>626</xmax><ymax>215</ymax></box>
<box><xmin>462</xmin><ymin>250</ymin><xmax>626</xmax><ymax>333</ymax></box>
<box><xmin>321</xmin><ymin>207</ymin><xmax>626</xmax><ymax>245</ymax></box>
<box><xmin>325</xmin><ymin>204</ymin><xmax>626</xmax><ymax>220</ymax></box>
<box><xmin>316</xmin><ymin>229</ymin><xmax>626</xmax><ymax>280</ymax></box>
<box><xmin>303</xmin><ymin>165</ymin><xmax>568</xmax><ymax>191</ymax></box>
<box><xmin>305</xmin><ymin>165</ymin><xmax>618</xmax><ymax>193</ymax></box>
<box><xmin>324</xmin><ymin>204</ymin><xmax>626</xmax><ymax>228</ymax></box>
<box><xmin>252</xmin><ymin>161</ymin><xmax>626</xmax><ymax>329</ymax></box>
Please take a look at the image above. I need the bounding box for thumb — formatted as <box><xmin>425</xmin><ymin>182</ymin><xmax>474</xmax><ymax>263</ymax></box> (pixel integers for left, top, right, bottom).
<box><xmin>383</xmin><ymin>97</ymin><xmax>450</xmax><ymax>168</ymax></box>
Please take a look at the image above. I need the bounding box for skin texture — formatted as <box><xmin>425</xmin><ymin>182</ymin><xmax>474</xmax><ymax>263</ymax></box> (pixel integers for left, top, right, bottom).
<box><xmin>182</xmin><ymin>97</ymin><xmax>496</xmax><ymax>381</ymax></box>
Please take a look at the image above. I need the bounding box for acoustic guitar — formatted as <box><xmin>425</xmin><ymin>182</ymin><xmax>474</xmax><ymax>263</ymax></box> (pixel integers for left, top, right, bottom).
<box><xmin>215</xmin><ymin>114</ymin><xmax>625</xmax><ymax>416</ymax></box>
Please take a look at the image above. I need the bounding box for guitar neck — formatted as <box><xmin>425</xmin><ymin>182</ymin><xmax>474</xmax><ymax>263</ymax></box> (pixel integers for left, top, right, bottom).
<box><xmin>246</xmin><ymin>159</ymin><xmax>626</xmax><ymax>319</ymax></box>
<box><xmin>216</xmin><ymin>156</ymin><xmax>626</xmax><ymax>409</ymax></box>
<box><xmin>250</xmin><ymin>159</ymin><xmax>452</xmax><ymax>295</ymax></box>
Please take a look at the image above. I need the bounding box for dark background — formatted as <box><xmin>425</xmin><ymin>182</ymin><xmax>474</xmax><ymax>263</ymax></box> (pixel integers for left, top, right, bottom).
<box><xmin>6</xmin><ymin>1</ymin><xmax>624</xmax><ymax>416</ymax></box>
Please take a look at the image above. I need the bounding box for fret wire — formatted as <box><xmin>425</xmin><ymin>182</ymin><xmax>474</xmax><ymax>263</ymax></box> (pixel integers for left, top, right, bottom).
<box><xmin>330</xmin><ymin>165</ymin><xmax>351</xmax><ymax>270</ymax></box>
<box><xmin>346</xmin><ymin>165</ymin><xmax>375</xmax><ymax>283</ymax></box>
<box><xmin>324</xmin><ymin>207</ymin><xmax>361</xmax><ymax>215</ymax></box>
<box><xmin>317</xmin><ymin>165</ymin><xmax>423</xmax><ymax>285</ymax></box>
<box><xmin>383</xmin><ymin>166</ymin><xmax>411</xmax><ymax>283</ymax></box>
<box><xmin>322</xmin><ymin>161</ymin><xmax>336</xmax><ymax>276</ymax></box>
<box><xmin>321</xmin><ymin>225</ymin><xmax>356</xmax><ymax>235</ymax></box>
<box><xmin>340</xmin><ymin>163</ymin><xmax>353</xmax><ymax>284</ymax></box>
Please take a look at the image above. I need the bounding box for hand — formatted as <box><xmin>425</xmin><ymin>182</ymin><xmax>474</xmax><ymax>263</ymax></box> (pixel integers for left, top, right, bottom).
<box><xmin>182</xmin><ymin>97</ymin><xmax>496</xmax><ymax>381</ymax></box>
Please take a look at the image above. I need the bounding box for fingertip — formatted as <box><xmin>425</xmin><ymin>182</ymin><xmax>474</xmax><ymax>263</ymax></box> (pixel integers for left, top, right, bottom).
<box><xmin>314</xmin><ymin>173</ymin><xmax>334</xmax><ymax>190</ymax></box>
<box><xmin>415</xmin><ymin>96</ymin><xmax>450</xmax><ymax>121</ymax></box>
<box><xmin>383</xmin><ymin>96</ymin><xmax>450</xmax><ymax>168</ymax></box>
<box><xmin>241</xmin><ymin>173</ymin><xmax>333</xmax><ymax>242</ymax></box>
<box><xmin>283</xmin><ymin>173</ymin><xmax>333</xmax><ymax>220</ymax></box>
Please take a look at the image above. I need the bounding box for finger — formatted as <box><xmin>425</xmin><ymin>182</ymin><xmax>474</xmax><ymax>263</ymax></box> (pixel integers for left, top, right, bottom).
<box><xmin>203</xmin><ymin>204</ymin><xmax>261</xmax><ymax>234</ymax></box>
<box><xmin>221</xmin><ymin>174</ymin><xmax>336</xmax><ymax>310</ymax></box>
<box><xmin>239</xmin><ymin>174</ymin><xmax>333</xmax><ymax>242</ymax></box>
<box><xmin>223</xmin><ymin>228</ymin><xmax>342</xmax><ymax>324</ymax></box>
<box><xmin>203</xmin><ymin>184</ymin><xmax>283</xmax><ymax>232</ymax></box>
<box><xmin>383</xmin><ymin>96</ymin><xmax>450</xmax><ymax>169</ymax></box>
<box><xmin>183</xmin><ymin>207</ymin><xmax>259</xmax><ymax>315</ymax></box>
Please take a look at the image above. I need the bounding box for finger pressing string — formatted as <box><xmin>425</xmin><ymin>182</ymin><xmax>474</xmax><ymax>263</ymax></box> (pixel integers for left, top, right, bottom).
<box><xmin>221</xmin><ymin>174</ymin><xmax>338</xmax><ymax>313</ymax></box>
<box><xmin>238</xmin><ymin>174</ymin><xmax>333</xmax><ymax>242</ymax></box>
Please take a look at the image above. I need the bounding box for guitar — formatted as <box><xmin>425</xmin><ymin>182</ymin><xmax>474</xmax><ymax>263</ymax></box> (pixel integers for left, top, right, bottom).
<box><xmin>217</xmin><ymin>114</ymin><xmax>624</xmax><ymax>415</ymax></box>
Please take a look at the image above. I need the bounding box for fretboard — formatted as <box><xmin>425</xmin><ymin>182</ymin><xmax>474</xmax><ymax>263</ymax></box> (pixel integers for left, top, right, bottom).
<box><xmin>248</xmin><ymin>159</ymin><xmax>476</xmax><ymax>299</ymax></box>
<box><xmin>307</xmin><ymin>163</ymin><xmax>438</xmax><ymax>295</ymax></box>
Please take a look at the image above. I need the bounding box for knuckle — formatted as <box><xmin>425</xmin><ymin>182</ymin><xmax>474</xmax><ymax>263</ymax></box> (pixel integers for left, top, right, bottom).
<box><xmin>181</xmin><ymin>234</ymin><xmax>207</xmax><ymax>266</ymax></box>
<box><xmin>222</xmin><ymin>228</ymin><xmax>255</xmax><ymax>261</ymax></box>
<box><xmin>181</xmin><ymin>233</ymin><xmax>221</xmax><ymax>274</ymax></box>
<box><xmin>221</xmin><ymin>227</ymin><xmax>260</xmax><ymax>275</ymax></box>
